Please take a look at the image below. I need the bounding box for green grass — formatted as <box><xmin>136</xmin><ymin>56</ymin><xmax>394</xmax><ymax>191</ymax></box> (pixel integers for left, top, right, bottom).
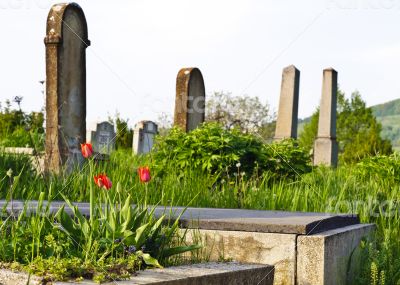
<box><xmin>1</xmin><ymin>150</ymin><xmax>400</xmax><ymax>284</ymax></box>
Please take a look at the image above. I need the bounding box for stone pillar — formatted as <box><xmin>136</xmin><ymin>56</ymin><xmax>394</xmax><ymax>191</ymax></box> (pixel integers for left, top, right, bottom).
<box><xmin>274</xmin><ymin>65</ymin><xmax>300</xmax><ymax>140</ymax></box>
<box><xmin>133</xmin><ymin>121</ymin><xmax>158</xmax><ymax>154</ymax></box>
<box><xmin>174</xmin><ymin>67</ymin><xmax>205</xmax><ymax>132</ymax></box>
<box><xmin>313</xmin><ymin>68</ymin><xmax>338</xmax><ymax>167</ymax></box>
<box><xmin>44</xmin><ymin>3</ymin><xmax>90</xmax><ymax>174</ymax></box>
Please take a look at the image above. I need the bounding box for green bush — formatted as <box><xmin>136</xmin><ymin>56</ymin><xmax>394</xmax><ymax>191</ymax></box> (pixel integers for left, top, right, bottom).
<box><xmin>152</xmin><ymin>123</ymin><xmax>311</xmax><ymax>179</ymax></box>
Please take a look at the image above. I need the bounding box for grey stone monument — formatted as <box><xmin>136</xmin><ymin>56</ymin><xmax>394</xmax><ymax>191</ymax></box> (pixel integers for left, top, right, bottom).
<box><xmin>133</xmin><ymin>121</ymin><xmax>158</xmax><ymax>154</ymax></box>
<box><xmin>91</xmin><ymin>122</ymin><xmax>116</xmax><ymax>155</ymax></box>
<box><xmin>44</xmin><ymin>3</ymin><xmax>90</xmax><ymax>173</ymax></box>
<box><xmin>313</xmin><ymin>68</ymin><xmax>338</xmax><ymax>167</ymax></box>
<box><xmin>174</xmin><ymin>67</ymin><xmax>205</xmax><ymax>132</ymax></box>
<box><xmin>274</xmin><ymin>65</ymin><xmax>300</xmax><ymax>140</ymax></box>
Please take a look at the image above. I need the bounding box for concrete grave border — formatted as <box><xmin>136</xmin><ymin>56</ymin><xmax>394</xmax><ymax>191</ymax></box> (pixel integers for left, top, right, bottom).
<box><xmin>0</xmin><ymin>201</ymin><xmax>374</xmax><ymax>284</ymax></box>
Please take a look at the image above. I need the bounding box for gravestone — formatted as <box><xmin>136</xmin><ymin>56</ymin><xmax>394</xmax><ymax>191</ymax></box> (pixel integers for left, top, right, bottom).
<box><xmin>174</xmin><ymin>67</ymin><xmax>205</xmax><ymax>132</ymax></box>
<box><xmin>274</xmin><ymin>65</ymin><xmax>300</xmax><ymax>140</ymax></box>
<box><xmin>313</xmin><ymin>68</ymin><xmax>338</xmax><ymax>167</ymax></box>
<box><xmin>133</xmin><ymin>121</ymin><xmax>158</xmax><ymax>154</ymax></box>
<box><xmin>44</xmin><ymin>3</ymin><xmax>90</xmax><ymax>173</ymax></box>
<box><xmin>91</xmin><ymin>122</ymin><xmax>116</xmax><ymax>155</ymax></box>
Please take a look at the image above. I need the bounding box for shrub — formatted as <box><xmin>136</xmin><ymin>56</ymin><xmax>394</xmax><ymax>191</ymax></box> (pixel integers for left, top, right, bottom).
<box><xmin>152</xmin><ymin>123</ymin><xmax>311</xmax><ymax>179</ymax></box>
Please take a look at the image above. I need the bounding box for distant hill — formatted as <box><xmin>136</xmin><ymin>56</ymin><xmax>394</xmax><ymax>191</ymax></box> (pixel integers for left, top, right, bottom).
<box><xmin>372</xmin><ymin>98</ymin><xmax>400</xmax><ymax>117</ymax></box>
<box><xmin>297</xmin><ymin>98</ymin><xmax>400</xmax><ymax>150</ymax></box>
<box><xmin>371</xmin><ymin>99</ymin><xmax>400</xmax><ymax>150</ymax></box>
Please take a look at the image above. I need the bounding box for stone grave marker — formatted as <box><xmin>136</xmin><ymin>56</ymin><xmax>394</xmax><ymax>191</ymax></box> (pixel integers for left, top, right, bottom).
<box><xmin>313</xmin><ymin>68</ymin><xmax>338</xmax><ymax>167</ymax></box>
<box><xmin>133</xmin><ymin>121</ymin><xmax>158</xmax><ymax>154</ymax></box>
<box><xmin>91</xmin><ymin>122</ymin><xmax>116</xmax><ymax>155</ymax></box>
<box><xmin>174</xmin><ymin>67</ymin><xmax>205</xmax><ymax>132</ymax></box>
<box><xmin>44</xmin><ymin>3</ymin><xmax>90</xmax><ymax>173</ymax></box>
<box><xmin>274</xmin><ymin>65</ymin><xmax>300</xmax><ymax>140</ymax></box>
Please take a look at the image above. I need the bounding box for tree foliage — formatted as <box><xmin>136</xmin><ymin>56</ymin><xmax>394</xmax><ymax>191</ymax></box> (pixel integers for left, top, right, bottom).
<box><xmin>205</xmin><ymin>91</ymin><xmax>273</xmax><ymax>136</ymax></box>
<box><xmin>299</xmin><ymin>90</ymin><xmax>392</xmax><ymax>163</ymax></box>
<box><xmin>0</xmin><ymin>100</ymin><xmax>44</xmax><ymax>149</ymax></box>
<box><xmin>109</xmin><ymin>113</ymin><xmax>133</xmax><ymax>150</ymax></box>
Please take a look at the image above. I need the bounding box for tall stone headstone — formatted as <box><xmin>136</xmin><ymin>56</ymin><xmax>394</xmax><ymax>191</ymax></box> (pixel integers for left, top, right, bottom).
<box><xmin>313</xmin><ymin>68</ymin><xmax>338</xmax><ymax>167</ymax></box>
<box><xmin>91</xmin><ymin>122</ymin><xmax>116</xmax><ymax>155</ymax></box>
<box><xmin>133</xmin><ymin>121</ymin><xmax>158</xmax><ymax>154</ymax></box>
<box><xmin>274</xmin><ymin>65</ymin><xmax>300</xmax><ymax>140</ymax></box>
<box><xmin>174</xmin><ymin>67</ymin><xmax>205</xmax><ymax>132</ymax></box>
<box><xmin>44</xmin><ymin>3</ymin><xmax>90</xmax><ymax>173</ymax></box>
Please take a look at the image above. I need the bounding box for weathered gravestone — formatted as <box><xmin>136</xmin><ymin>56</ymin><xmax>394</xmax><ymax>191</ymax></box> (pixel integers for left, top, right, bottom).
<box><xmin>274</xmin><ymin>65</ymin><xmax>300</xmax><ymax>140</ymax></box>
<box><xmin>91</xmin><ymin>122</ymin><xmax>116</xmax><ymax>155</ymax></box>
<box><xmin>133</xmin><ymin>121</ymin><xmax>158</xmax><ymax>154</ymax></box>
<box><xmin>174</xmin><ymin>67</ymin><xmax>205</xmax><ymax>132</ymax></box>
<box><xmin>313</xmin><ymin>68</ymin><xmax>338</xmax><ymax>167</ymax></box>
<box><xmin>44</xmin><ymin>3</ymin><xmax>90</xmax><ymax>173</ymax></box>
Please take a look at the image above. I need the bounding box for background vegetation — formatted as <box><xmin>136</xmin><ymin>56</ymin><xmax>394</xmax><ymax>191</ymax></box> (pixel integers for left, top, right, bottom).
<box><xmin>0</xmin><ymin>99</ymin><xmax>44</xmax><ymax>150</ymax></box>
<box><xmin>299</xmin><ymin>90</ymin><xmax>392</xmax><ymax>163</ymax></box>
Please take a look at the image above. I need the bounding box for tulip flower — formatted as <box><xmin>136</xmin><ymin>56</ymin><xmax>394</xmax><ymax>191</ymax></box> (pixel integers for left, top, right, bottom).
<box><xmin>81</xmin><ymin>143</ymin><xmax>93</xmax><ymax>158</ymax></box>
<box><xmin>138</xmin><ymin>166</ymin><xmax>151</xmax><ymax>183</ymax></box>
<box><xmin>94</xmin><ymin>173</ymin><xmax>112</xmax><ymax>190</ymax></box>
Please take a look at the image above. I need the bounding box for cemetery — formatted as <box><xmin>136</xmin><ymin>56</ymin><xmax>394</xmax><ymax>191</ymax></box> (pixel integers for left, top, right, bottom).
<box><xmin>0</xmin><ymin>2</ymin><xmax>399</xmax><ymax>285</ymax></box>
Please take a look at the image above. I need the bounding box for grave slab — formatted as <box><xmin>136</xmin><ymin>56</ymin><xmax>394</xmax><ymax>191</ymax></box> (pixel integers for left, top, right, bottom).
<box><xmin>0</xmin><ymin>201</ymin><xmax>359</xmax><ymax>235</ymax></box>
<box><xmin>133</xmin><ymin>121</ymin><xmax>158</xmax><ymax>154</ymax></box>
<box><xmin>90</xmin><ymin>121</ymin><xmax>116</xmax><ymax>155</ymax></box>
<box><xmin>0</xmin><ymin>262</ymin><xmax>274</xmax><ymax>285</ymax></box>
<box><xmin>0</xmin><ymin>201</ymin><xmax>373</xmax><ymax>285</ymax></box>
<box><xmin>174</xmin><ymin>67</ymin><xmax>205</xmax><ymax>132</ymax></box>
<box><xmin>44</xmin><ymin>3</ymin><xmax>90</xmax><ymax>174</ymax></box>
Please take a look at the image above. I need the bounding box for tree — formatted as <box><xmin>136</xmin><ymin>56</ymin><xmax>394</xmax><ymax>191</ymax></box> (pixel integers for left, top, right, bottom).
<box><xmin>298</xmin><ymin>109</ymin><xmax>319</xmax><ymax>152</ymax></box>
<box><xmin>299</xmin><ymin>90</ymin><xmax>392</xmax><ymax>163</ymax></box>
<box><xmin>156</xmin><ymin>112</ymin><xmax>173</xmax><ymax>136</ymax></box>
<box><xmin>108</xmin><ymin>113</ymin><xmax>133</xmax><ymax>149</ymax></box>
<box><xmin>206</xmin><ymin>91</ymin><xmax>273</xmax><ymax>137</ymax></box>
<box><xmin>0</xmin><ymin>99</ymin><xmax>45</xmax><ymax>149</ymax></box>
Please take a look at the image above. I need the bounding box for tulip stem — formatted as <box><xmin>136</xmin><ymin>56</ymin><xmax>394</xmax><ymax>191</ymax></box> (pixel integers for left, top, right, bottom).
<box><xmin>145</xmin><ymin>184</ymin><xmax>148</xmax><ymax>208</ymax></box>
<box><xmin>89</xmin><ymin>160</ymin><xmax>94</xmax><ymax>226</ymax></box>
<box><xmin>88</xmin><ymin>159</ymin><xmax>94</xmax><ymax>262</ymax></box>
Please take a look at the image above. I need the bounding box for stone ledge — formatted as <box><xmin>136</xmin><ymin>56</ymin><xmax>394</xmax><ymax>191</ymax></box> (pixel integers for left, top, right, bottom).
<box><xmin>0</xmin><ymin>201</ymin><xmax>359</xmax><ymax>235</ymax></box>
<box><xmin>183</xmin><ymin>229</ymin><xmax>296</xmax><ymax>285</ymax></box>
<box><xmin>0</xmin><ymin>262</ymin><xmax>274</xmax><ymax>285</ymax></box>
<box><xmin>297</xmin><ymin>223</ymin><xmax>375</xmax><ymax>285</ymax></box>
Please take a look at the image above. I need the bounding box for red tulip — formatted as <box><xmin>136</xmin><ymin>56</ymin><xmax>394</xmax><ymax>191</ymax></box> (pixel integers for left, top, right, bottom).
<box><xmin>138</xmin><ymin>166</ymin><xmax>151</xmax><ymax>183</ymax></box>
<box><xmin>94</xmin><ymin>174</ymin><xmax>112</xmax><ymax>190</ymax></box>
<box><xmin>81</xmin><ymin>143</ymin><xmax>93</xmax><ymax>158</ymax></box>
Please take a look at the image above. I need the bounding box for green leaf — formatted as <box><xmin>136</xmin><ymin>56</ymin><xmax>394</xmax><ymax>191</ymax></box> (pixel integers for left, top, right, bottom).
<box><xmin>161</xmin><ymin>244</ymin><xmax>202</xmax><ymax>258</ymax></box>
<box><xmin>134</xmin><ymin>223</ymin><xmax>150</xmax><ymax>247</ymax></box>
<box><xmin>55</xmin><ymin>206</ymin><xmax>81</xmax><ymax>241</ymax></box>
<box><xmin>139</xmin><ymin>251</ymin><xmax>163</xmax><ymax>268</ymax></box>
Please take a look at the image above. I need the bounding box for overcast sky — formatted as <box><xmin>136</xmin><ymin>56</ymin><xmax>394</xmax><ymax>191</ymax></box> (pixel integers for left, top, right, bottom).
<box><xmin>1</xmin><ymin>0</ymin><xmax>400</xmax><ymax>126</ymax></box>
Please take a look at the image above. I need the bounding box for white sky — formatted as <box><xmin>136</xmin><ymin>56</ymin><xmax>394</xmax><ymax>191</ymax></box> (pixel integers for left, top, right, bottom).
<box><xmin>1</xmin><ymin>0</ymin><xmax>400</xmax><ymax>126</ymax></box>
